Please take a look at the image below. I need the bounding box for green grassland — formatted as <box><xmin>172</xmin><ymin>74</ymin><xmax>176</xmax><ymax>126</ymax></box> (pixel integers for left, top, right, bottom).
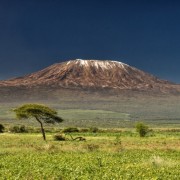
<box><xmin>0</xmin><ymin>88</ymin><xmax>180</xmax><ymax>128</ymax></box>
<box><xmin>1</xmin><ymin>85</ymin><xmax>180</xmax><ymax>179</ymax></box>
<box><xmin>0</xmin><ymin>92</ymin><xmax>180</xmax><ymax>179</ymax></box>
<box><xmin>0</xmin><ymin>130</ymin><xmax>180</xmax><ymax>179</ymax></box>
<box><xmin>0</xmin><ymin>98</ymin><xmax>180</xmax><ymax>128</ymax></box>
<box><xmin>0</xmin><ymin>93</ymin><xmax>180</xmax><ymax>128</ymax></box>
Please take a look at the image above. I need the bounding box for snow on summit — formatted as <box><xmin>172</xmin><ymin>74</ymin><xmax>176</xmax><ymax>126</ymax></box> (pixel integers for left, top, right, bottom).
<box><xmin>0</xmin><ymin>58</ymin><xmax>176</xmax><ymax>94</ymax></box>
<box><xmin>75</xmin><ymin>59</ymin><xmax>127</xmax><ymax>70</ymax></box>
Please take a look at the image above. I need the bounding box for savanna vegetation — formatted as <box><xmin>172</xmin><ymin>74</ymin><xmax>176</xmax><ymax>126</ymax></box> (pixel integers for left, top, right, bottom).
<box><xmin>135</xmin><ymin>122</ymin><xmax>149</xmax><ymax>137</ymax></box>
<box><xmin>0</xmin><ymin>98</ymin><xmax>179</xmax><ymax>179</ymax></box>
<box><xmin>0</xmin><ymin>125</ymin><xmax>180</xmax><ymax>179</ymax></box>
<box><xmin>14</xmin><ymin>104</ymin><xmax>63</xmax><ymax>140</ymax></box>
<box><xmin>1</xmin><ymin>94</ymin><xmax>180</xmax><ymax>128</ymax></box>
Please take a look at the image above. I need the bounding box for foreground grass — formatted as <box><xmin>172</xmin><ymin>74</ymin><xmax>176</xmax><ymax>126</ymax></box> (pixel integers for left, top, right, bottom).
<box><xmin>0</xmin><ymin>132</ymin><xmax>180</xmax><ymax>179</ymax></box>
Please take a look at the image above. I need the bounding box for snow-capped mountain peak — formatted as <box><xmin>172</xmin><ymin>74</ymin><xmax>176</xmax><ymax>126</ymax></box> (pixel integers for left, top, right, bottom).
<box><xmin>0</xmin><ymin>59</ymin><xmax>177</xmax><ymax>93</ymax></box>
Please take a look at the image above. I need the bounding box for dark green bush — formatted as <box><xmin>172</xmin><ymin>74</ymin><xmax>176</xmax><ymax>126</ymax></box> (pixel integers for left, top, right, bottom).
<box><xmin>0</xmin><ymin>124</ymin><xmax>5</xmax><ymax>133</ymax></box>
<box><xmin>79</xmin><ymin>128</ymin><xmax>89</xmax><ymax>132</ymax></box>
<box><xmin>89</xmin><ymin>127</ymin><xmax>99</xmax><ymax>133</ymax></box>
<box><xmin>53</xmin><ymin>134</ymin><xmax>66</xmax><ymax>141</ymax></box>
<box><xmin>62</xmin><ymin>127</ymin><xmax>79</xmax><ymax>133</ymax></box>
<box><xmin>19</xmin><ymin>125</ymin><xmax>27</xmax><ymax>132</ymax></box>
<box><xmin>9</xmin><ymin>125</ymin><xmax>28</xmax><ymax>133</ymax></box>
<box><xmin>135</xmin><ymin>122</ymin><xmax>149</xmax><ymax>137</ymax></box>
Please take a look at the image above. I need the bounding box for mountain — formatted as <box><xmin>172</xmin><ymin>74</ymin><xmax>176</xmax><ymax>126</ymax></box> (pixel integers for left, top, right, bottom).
<box><xmin>1</xmin><ymin>59</ymin><xmax>180</xmax><ymax>128</ymax></box>
<box><xmin>0</xmin><ymin>59</ymin><xmax>176</xmax><ymax>88</ymax></box>
<box><xmin>0</xmin><ymin>59</ymin><xmax>180</xmax><ymax>102</ymax></box>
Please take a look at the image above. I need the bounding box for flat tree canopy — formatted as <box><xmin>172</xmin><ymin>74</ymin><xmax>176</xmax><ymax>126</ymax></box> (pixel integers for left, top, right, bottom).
<box><xmin>14</xmin><ymin>104</ymin><xmax>63</xmax><ymax>140</ymax></box>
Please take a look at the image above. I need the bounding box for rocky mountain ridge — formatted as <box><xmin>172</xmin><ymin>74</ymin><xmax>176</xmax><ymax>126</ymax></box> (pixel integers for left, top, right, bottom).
<box><xmin>0</xmin><ymin>59</ymin><xmax>177</xmax><ymax>92</ymax></box>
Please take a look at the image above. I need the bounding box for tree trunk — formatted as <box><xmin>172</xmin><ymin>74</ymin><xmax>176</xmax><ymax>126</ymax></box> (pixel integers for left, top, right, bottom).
<box><xmin>35</xmin><ymin>117</ymin><xmax>46</xmax><ymax>141</ymax></box>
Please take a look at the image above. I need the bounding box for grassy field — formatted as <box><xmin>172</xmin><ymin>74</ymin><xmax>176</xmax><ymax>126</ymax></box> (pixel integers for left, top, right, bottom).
<box><xmin>0</xmin><ymin>130</ymin><xmax>180</xmax><ymax>179</ymax></box>
<box><xmin>0</xmin><ymin>93</ymin><xmax>180</xmax><ymax>179</ymax></box>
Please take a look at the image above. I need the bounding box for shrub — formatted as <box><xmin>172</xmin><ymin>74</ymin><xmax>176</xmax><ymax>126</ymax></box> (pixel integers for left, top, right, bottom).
<box><xmin>9</xmin><ymin>125</ymin><xmax>27</xmax><ymax>133</ymax></box>
<box><xmin>19</xmin><ymin>125</ymin><xmax>27</xmax><ymax>132</ymax></box>
<box><xmin>53</xmin><ymin>134</ymin><xmax>66</xmax><ymax>141</ymax></box>
<box><xmin>62</xmin><ymin>127</ymin><xmax>79</xmax><ymax>133</ymax></box>
<box><xmin>135</xmin><ymin>122</ymin><xmax>149</xmax><ymax>137</ymax></box>
<box><xmin>0</xmin><ymin>124</ymin><xmax>5</xmax><ymax>133</ymax></box>
<box><xmin>114</xmin><ymin>134</ymin><xmax>122</xmax><ymax>145</ymax></box>
<box><xmin>89</xmin><ymin>127</ymin><xmax>99</xmax><ymax>133</ymax></box>
<box><xmin>9</xmin><ymin>126</ymin><xmax>19</xmax><ymax>133</ymax></box>
<box><xmin>79</xmin><ymin>128</ymin><xmax>89</xmax><ymax>133</ymax></box>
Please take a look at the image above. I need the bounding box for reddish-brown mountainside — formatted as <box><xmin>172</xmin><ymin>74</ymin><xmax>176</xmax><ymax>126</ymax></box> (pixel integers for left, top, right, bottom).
<box><xmin>0</xmin><ymin>59</ymin><xmax>179</xmax><ymax>94</ymax></box>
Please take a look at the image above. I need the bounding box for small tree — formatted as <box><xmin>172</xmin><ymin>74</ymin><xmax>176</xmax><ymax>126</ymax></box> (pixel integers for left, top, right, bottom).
<box><xmin>14</xmin><ymin>104</ymin><xmax>63</xmax><ymax>141</ymax></box>
<box><xmin>135</xmin><ymin>122</ymin><xmax>149</xmax><ymax>137</ymax></box>
<box><xmin>0</xmin><ymin>124</ymin><xmax>5</xmax><ymax>133</ymax></box>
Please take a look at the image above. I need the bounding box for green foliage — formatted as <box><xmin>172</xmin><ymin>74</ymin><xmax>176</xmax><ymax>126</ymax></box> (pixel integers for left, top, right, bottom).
<box><xmin>136</xmin><ymin>122</ymin><xmax>149</xmax><ymax>137</ymax></box>
<box><xmin>79</xmin><ymin>128</ymin><xmax>89</xmax><ymax>132</ymax></box>
<box><xmin>89</xmin><ymin>127</ymin><xmax>99</xmax><ymax>133</ymax></box>
<box><xmin>14</xmin><ymin>104</ymin><xmax>63</xmax><ymax>124</ymax></box>
<box><xmin>0</xmin><ymin>124</ymin><xmax>4</xmax><ymax>133</ymax></box>
<box><xmin>62</xmin><ymin>127</ymin><xmax>79</xmax><ymax>133</ymax></box>
<box><xmin>14</xmin><ymin>104</ymin><xmax>63</xmax><ymax>140</ymax></box>
<box><xmin>53</xmin><ymin>134</ymin><xmax>66</xmax><ymax>141</ymax></box>
<box><xmin>9</xmin><ymin>125</ymin><xmax>27</xmax><ymax>133</ymax></box>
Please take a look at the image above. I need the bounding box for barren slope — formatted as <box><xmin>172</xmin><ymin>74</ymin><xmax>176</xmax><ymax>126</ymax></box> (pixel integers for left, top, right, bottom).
<box><xmin>0</xmin><ymin>59</ymin><xmax>178</xmax><ymax>93</ymax></box>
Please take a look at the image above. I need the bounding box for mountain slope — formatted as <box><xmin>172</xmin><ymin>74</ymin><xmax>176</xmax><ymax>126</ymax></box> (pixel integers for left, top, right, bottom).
<box><xmin>0</xmin><ymin>59</ymin><xmax>176</xmax><ymax>92</ymax></box>
<box><xmin>0</xmin><ymin>59</ymin><xmax>180</xmax><ymax>126</ymax></box>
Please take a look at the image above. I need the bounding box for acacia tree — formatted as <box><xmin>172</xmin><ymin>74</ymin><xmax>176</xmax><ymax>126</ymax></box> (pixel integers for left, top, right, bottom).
<box><xmin>14</xmin><ymin>104</ymin><xmax>63</xmax><ymax>141</ymax></box>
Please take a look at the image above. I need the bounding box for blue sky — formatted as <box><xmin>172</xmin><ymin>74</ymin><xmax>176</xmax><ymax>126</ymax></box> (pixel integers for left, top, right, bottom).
<box><xmin>1</xmin><ymin>0</ymin><xmax>180</xmax><ymax>82</ymax></box>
